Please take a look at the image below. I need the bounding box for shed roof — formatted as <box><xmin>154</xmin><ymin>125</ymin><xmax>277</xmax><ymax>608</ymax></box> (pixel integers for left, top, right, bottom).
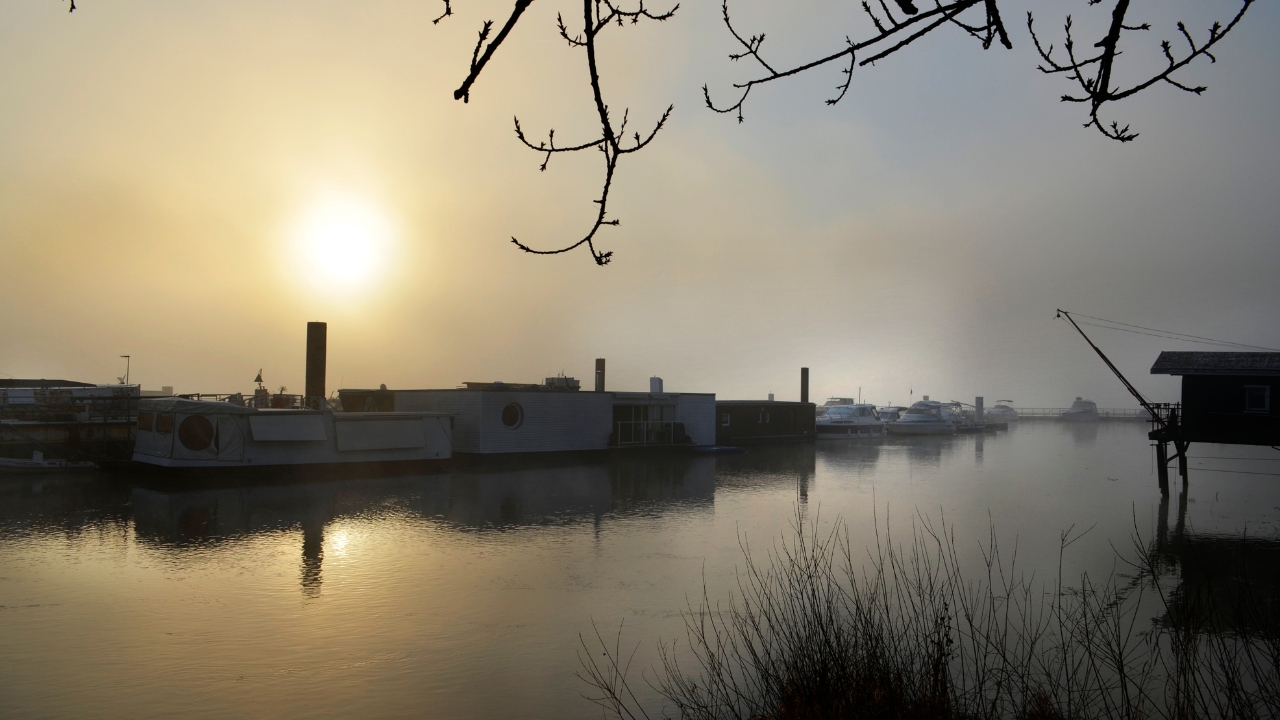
<box><xmin>1150</xmin><ymin>351</ymin><xmax>1280</xmax><ymax>376</ymax></box>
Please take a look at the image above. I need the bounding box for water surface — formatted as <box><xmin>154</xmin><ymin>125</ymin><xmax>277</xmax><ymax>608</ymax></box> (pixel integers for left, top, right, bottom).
<box><xmin>2</xmin><ymin>422</ymin><xmax>1278</xmax><ymax>719</ymax></box>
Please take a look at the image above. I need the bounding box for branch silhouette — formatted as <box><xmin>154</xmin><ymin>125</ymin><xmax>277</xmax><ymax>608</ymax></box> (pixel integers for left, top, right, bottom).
<box><xmin>707</xmin><ymin>0</ymin><xmax>1252</xmax><ymax>143</ymax></box>
<box><xmin>1028</xmin><ymin>0</ymin><xmax>1253</xmax><ymax>142</ymax></box>
<box><xmin>431</xmin><ymin>0</ymin><xmax>1252</xmax><ymax>265</ymax></box>
<box><xmin>440</xmin><ymin>0</ymin><xmax>677</xmax><ymax>265</ymax></box>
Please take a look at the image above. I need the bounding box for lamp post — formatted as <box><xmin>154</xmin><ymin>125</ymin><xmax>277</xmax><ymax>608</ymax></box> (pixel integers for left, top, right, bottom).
<box><xmin>120</xmin><ymin>355</ymin><xmax>130</xmax><ymax>386</ymax></box>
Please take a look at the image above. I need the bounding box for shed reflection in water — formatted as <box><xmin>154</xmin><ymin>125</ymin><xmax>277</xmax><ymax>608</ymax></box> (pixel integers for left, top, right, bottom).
<box><xmin>129</xmin><ymin>453</ymin><xmax>722</xmax><ymax>596</ymax></box>
<box><xmin>1151</xmin><ymin>481</ymin><xmax>1280</xmax><ymax>636</ymax></box>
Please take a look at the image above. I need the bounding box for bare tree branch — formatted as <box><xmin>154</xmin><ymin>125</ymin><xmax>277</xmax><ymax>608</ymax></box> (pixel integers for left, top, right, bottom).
<box><xmin>1028</xmin><ymin>0</ymin><xmax>1253</xmax><ymax>142</ymax></box>
<box><xmin>705</xmin><ymin>0</ymin><xmax>994</xmax><ymax>123</ymax></box>
<box><xmin>453</xmin><ymin>0</ymin><xmax>536</xmax><ymax>103</ymax></box>
<box><xmin>432</xmin><ymin>0</ymin><xmax>453</xmax><ymax>25</ymax></box>
<box><xmin>509</xmin><ymin>0</ymin><xmax>677</xmax><ymax>265</ymax></box>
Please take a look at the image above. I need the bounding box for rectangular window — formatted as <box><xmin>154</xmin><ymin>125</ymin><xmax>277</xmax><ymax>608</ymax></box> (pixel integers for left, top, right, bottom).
<box><xmin>137</xmin><ymin>411</ymin><xmax>154</xmax><ymax>432</ymax></box>
<box><xmin>1244</xmin><ymin>386</ymin><xmax>1270</xmax><ymax>413</ymax></box>
<box><xmin>156</xmin><ymin>413</ymin><xmax>174</xmax><ymax>434</ymax></box>
<box><xmin>722</xmin><ymin>413</ymin><xmax>730</xmax><ymax>427</ymax></box>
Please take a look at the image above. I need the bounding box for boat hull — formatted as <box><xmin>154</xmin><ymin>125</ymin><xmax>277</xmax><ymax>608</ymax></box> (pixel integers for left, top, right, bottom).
<box><xmin>816</xmin><ymin>425</ymin><xmax>884</xmax><ymax>438</ymax></box>
<box><xmin>886</xmin><ymin>422</ymin><xmax>955</xmax><ymax>436</ymax></box>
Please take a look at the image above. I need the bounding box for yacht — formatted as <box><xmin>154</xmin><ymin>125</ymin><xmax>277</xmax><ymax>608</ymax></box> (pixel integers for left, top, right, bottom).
<box><xmin>886</xmin><ymin>401</ymin><xmax>957</xmax><ymax>435</ymax></box>
<box><xmin>1060</xmin><ymin>397</ymin><xmax>1100</xmax><ymax>422</ymax></box>
<box><xmin>816</xmin><ymin>403</ymin><xmax>884</xmax><ymax>437</ymax></box>
<box><xmin>985</xmin><ymin>400</ymin><xmax>1019</xmax><ymax>422</ymax></box>
<box><xmin>876</xmin><ymin>406</ymin><xmax>907</xmax><ymax>423</ymax></box>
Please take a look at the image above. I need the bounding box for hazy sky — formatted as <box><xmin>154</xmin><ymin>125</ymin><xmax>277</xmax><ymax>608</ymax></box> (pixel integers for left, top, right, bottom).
<box><xmin>2</xmin><ymin>0</ymin><xmax>1277</xmax><ymax>407</ymax></box>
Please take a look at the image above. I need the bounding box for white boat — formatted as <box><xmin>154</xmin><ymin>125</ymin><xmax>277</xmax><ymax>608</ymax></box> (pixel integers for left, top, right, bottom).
<box><xmin>985</xmin><ymin>400</ymin><xmax>1019</xmax><ymax>422</ymax></box>
<box><xmin>0</xmin><ymin>451</ymin><xmax>97</xmax><ymax>472</ymax></box>
<box><xmin>876</xmin><ymin>406</ymin><xmax>907</xmax><ymax>423</ymax></box>
<box><xmin>816</xmin><ymin>403</ymin><xmax>884</xmax><ymax>437</ymax></box>
<box><xmin>885</xmin><ymin>401</ymin><xmax>957</xmax><ymax>435</ymax></box>
<box><xmin>132</xmin><ymin>397</ymin><xmax>452</xmax><ymax>469</ymax></box>
<box><xmin>1060</xmin><ymin>397</ymin><xmax>1100</xmax><ymax>422</ymax></box>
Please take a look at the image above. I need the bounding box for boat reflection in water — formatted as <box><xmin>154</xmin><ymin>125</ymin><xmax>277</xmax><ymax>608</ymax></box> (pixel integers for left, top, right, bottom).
<box><xmin>129</xmin><ymin>453</ymin><xmax>718</xmax><ymax>595</ymax></box>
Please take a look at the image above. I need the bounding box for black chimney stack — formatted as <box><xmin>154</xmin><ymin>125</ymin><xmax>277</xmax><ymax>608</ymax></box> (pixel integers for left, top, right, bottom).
<box><xmin>800</xmin><ymin>367</ymin><xmax>809</xmax><ymax>404</ymax></box>
<box><xmin>306</xmin><ymin>322</ymin><xmax>327</xmax><ymax>404</ymax></box>
<box><xmin>595</xmin><ymin>358</ymin><xmax>606</xmax><ymax>392</ymax></box>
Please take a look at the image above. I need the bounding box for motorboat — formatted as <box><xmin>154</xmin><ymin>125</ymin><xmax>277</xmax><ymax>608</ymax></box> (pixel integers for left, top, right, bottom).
<box><xmin>876</xmin><ymin>406</ymin><xmax>907</xmax><ymax>423</ymax></box>
<box><xmin>815</xmin><ymin>398</ymin><xmax>856</xmax><ymax>424</ymax></box>
<box><xmin>132</xmin><ymin>397</ymin><xmax>452</xmax><ymax>469</ymax></box>
<box><xmin>885</xmin><ymin>401</ymin><xmax>957</xmax><ymax>435</ymax></box>
<box><xmin>1060</xmin><ymin>397</ymin><xmax>1100</xmax><ymax>422</ymax></box>
<box><xmin>985</xmin><ymin>400</ymin><xmax>1019</xmax><ymax>422</ymax></box>
<box><xmin>816</xmin><ymin>403</ymin><xmax>884</xmax><ymax>437</ymax></box>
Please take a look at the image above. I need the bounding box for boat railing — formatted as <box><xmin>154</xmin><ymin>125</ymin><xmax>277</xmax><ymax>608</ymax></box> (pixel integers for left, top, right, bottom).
<box><xmin>175</xmin><ymin>392</ymin><xmax>322</xmax><ymax>409</ymax></box>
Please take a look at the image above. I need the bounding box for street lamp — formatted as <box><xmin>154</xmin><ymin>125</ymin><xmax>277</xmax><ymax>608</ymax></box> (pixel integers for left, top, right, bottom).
<box><xmin>120</xmin><ymin>355</ymin><xmax>130</xmax><ymax>386</ymax></box>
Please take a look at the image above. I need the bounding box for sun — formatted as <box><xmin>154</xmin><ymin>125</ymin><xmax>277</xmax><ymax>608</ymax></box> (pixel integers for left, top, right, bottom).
<box><xmin>291</xmin><ymin>191</ymin><xmax>395</xmax><ymax>290</ymax></box>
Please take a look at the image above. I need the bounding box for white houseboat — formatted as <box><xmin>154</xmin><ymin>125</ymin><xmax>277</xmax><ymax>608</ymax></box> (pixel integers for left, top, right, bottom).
<box><xmin>342</xmin><ymin>374</ymin><xmax>716</xmax><ymax>454</ymax></box>
<box><xmin>132</xmin><ymin>397</ymin><xmax>452</xmax><ymax>469</ymax></box>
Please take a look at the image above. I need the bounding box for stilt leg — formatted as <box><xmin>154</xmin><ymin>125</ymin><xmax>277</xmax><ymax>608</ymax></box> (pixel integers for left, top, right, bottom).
<box><xmin>1156</xmin><ymin>442</ymin><xmax>1169</xmax><ymax>493</ymax></box>
<box><xmin>1175</xmin><ymin>441</ymin><xmax>1189</xmax><ymax>481</ymax></box>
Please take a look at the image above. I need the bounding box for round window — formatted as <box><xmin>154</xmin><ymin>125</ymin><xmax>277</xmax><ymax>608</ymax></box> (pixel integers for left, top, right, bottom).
<box><xmin>178</xmin><ymin>415</ymin><xmax>216</xmax><ymax>452</ymax></box>
<box><xmin>501</xmin><ymin>403</ymin><xmax>523</xmax><ymax>429</ymax></box>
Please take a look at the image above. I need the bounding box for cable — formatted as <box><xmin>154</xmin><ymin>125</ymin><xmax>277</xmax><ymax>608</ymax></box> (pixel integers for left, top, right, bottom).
<box><xmin>1064</xmin><ymin>312</ymin><xmax>1280</xmax><ymax>352</ymax></box>
<box><xmin>1190</xmin><ymin>467</ymin><xmax>1280</xmax><ymax>477</ymax></box>
<box><xmin>1188</xmin><ymin>456</ymin><xmax>1280</xmax><ymax>461</ymax></box>
<box><xmin>1068</xmin><ymin>312</ymin><xmax>1279</xmax><ymax>348</ymax></box>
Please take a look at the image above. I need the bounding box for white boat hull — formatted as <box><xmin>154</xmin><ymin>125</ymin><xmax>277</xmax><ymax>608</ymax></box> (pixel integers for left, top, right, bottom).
<box><xmin>886</xmin><ymin>422</ymin><xmax>956</xmax><ymax>436</ymax></box>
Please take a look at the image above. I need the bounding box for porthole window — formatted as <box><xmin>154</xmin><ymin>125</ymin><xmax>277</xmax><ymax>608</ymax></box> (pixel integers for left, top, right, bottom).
<box><xmin>501</xmin><ymin>403</ymin><xmax>524</xmax><ymax>429</ymax></box>
<box><xmin>178</xmin><ymin>415</ymin><xmax>215</xmax><ymax>451</ymax></box>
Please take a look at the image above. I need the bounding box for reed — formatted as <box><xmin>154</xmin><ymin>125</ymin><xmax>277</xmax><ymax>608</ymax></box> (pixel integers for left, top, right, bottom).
<box><xmin>578</xmin><ymin>510</ymin><xmax>1279</xmax><ymax>720</ymax></box>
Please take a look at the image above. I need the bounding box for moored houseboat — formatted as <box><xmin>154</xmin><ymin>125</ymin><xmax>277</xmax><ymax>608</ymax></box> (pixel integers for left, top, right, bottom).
<box><xmin>132</xmin><ymin>397</ymin><xmax>451</xmax><ymax>469</ymax></box>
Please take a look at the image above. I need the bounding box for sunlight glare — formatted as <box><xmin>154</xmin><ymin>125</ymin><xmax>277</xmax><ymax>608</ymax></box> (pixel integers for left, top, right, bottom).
<box><xmin>292</xmin><ymin>192</ymin><xmax>395</xmax><ymax>291</ymax></box>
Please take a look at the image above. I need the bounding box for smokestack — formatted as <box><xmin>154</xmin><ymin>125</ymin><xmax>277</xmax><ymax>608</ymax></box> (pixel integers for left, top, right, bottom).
<box><xmin>306</xmin><ymin>322</ymin><xmax>327</xmax><ymax>404</ymax></box>
<box><xmin>595</xmin><ymin>358</ymin><xmax>606</xmax><ymax>392</ymax></box>
<box><xmin>800</xmin><ymin>367</ymin><xmax>809</xmax><ymax>404</ymax></box>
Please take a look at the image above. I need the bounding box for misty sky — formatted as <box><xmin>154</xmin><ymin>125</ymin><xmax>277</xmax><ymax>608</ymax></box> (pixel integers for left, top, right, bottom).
<box><xmin>2</xmin><ymin>0</ymin><xmax>1277</xmax><ymax>407</ymax></box>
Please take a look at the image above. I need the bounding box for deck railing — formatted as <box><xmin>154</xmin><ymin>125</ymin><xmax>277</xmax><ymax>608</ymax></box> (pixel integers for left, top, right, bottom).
<box><xmin>0</xmin><ymin>394</ymin><xmax>141</xmax><ymax>422</ymax></box>
<box><xmin>614</xmin><ymin>420</ymin><xmax>689</xmax><ymax>447</ymax></box>
<box><xmin>1013</xmin><ymin>407</ymin><xmax>1149</xmax><ymax>419</ymax></box>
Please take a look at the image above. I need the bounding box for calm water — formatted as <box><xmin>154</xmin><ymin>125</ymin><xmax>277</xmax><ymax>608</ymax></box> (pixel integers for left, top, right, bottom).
<box><xmin>2</xmin><ymin>422</ymin><xmax>1279</xmax><ymax>719</ymax></box>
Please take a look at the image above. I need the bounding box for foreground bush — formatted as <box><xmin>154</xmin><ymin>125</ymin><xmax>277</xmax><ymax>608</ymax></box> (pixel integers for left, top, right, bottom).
<box><xmin>579</xmin><ymin>511</ymin><xmax>1280</xmax><ymax>720</ymax></box>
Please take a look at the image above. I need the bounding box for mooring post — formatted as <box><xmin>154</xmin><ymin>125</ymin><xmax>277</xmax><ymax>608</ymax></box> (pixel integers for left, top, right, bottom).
<box><xmin>1156</xmin><ymin>441</ymin><xmax>1169</xmax><ymax>493</ymax></box>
